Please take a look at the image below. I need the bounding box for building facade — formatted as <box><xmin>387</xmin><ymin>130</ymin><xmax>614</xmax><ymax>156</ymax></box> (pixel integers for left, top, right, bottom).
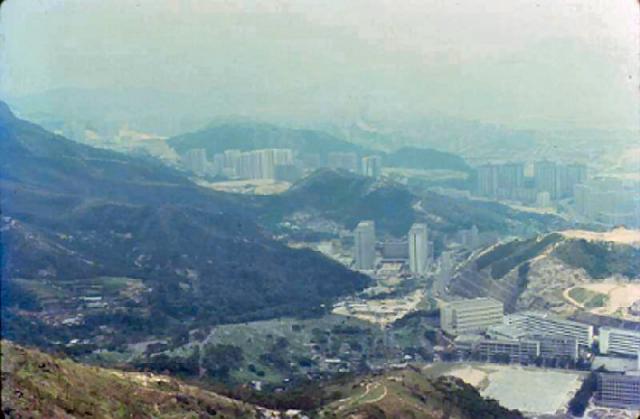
<box><xmin>599</xmin><ymin>327</ymin><xmax>640</xmax><ymax>357</ymax></box>
<box><xmin>504</xmin><ymin>312</ymin><xmax>594</xmax><ymax>347</ymax></box>
<box><xmin>440</xmin><ymin>298</ymin><xmax>504</xmax><ymax>335</ymax></box>
<box><xmin>408</xmin><ymin>223</ymin><xmax>429</xmax><ymax>275</ymax></box>
<box><xmin>362</xmin><ymin>155</ymin><xmax>382</xmax><ymax>178</ymax></box>
<box><xmin>354</xmin><ymin>220</ymin><xmax>376</xmax><ymax>270</ymax></box>
<box><xmin>596</xmin><ymin>373</ymin><xmax>640</xmax><ymax>409</ymax></box>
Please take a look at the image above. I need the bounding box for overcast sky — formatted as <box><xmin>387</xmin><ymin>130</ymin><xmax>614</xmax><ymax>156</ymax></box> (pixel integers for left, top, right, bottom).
<box><xmin>0</xmin><ymin>0</ymin><xmax>638</xmax><ymax>129</ymax></box>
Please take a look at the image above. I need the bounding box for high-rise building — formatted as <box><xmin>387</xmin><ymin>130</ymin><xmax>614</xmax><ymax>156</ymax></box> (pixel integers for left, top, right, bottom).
<box><xmin>440</xmin><ymin>298</ymin><xmax>504</xmax><ymax>335</ymax></box>
<box><xmin>273</xmin><ymin>149</ymin><xmax>294</xmax><ymax>166</ymax></box>
<box><xmin>504</xmin><ymin>312</ymin><xmax>594</xmax><ymax>346</ymax></box>
<box><xmin>408</xmin><ymin>223</ymin><xmax>429</xmax><ymax>275</ymax></box>
<box><xmin>328</xmin><ymin>152</ymin><xmax>358</xmax><ymax>172</ymax></box>
<box><xmin>476</xmin><ymin>164</ymin><xmax>499</xmax><ymax>198</ymax></box>
<box><xmin>183</xmin><ymin>148</ymin><xmax>209</xmax><ymax>175</ymax></box>
<box><xmin>599</xmin><ymin>327</ymin><xmax>640</xmax><ymax>357</ymax></box>
<box><xmin>497</xmin><ymin>162</ymin><xmax>525</xmax><ymax>198</ymax></box>
<box><xmin>232</xmin><ymin>149</ymin><xmax>291</xmax><ymax>179</ymax></box>
<box><xmin>534</xmin><ymin>160</ymin><xmax>558</xmax><ymax>199</ymax></box>
<box><xmin>354</xmin><ymin>221</ymin><xmax>376</xmax><ymax>270</ymax></box>
<box><xmin>536</xmin><ymin>191</ymin><xmax>551</xmax><ymax>208</ymax></box>
<box><xmin>362</xmin><ymin>155</ymin><xmax>382</xmax><ymax>178</ymax></box>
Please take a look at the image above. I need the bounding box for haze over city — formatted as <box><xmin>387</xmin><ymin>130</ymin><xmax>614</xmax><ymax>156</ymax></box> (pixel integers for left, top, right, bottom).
<box><xmin>1</xmin><ymin>0</ymin><xmax>638</xmax><ymax>130</ymax></box>
<box><xmin>1</xmin><ymin>1</ymin><xmax>639</xmax><ymax>418</ymax></box>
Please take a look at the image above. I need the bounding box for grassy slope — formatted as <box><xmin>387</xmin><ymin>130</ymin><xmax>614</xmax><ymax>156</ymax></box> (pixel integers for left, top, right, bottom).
<box><xmin>320</xmin><ymin>367</ymin><xmax>523</xmax><ymax>419</ymax></box>
<box><xmin>1</xmin><ymin>340</ymin><xmax>264</xmax><ymax>418</ymax></box>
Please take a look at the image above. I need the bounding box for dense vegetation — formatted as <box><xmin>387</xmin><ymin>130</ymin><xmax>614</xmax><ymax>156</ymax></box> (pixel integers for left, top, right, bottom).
<box><xmin>0</xmin><ymin>102</ymin><xmax>370</xmax><ymax>347</ymax></box>
<box><xmin>475</xmin><ymin>233</ymin><xmax>563</xmax><ymax>279</ymax></box>
<box><xmin>1</xmin><ymin>340</ymin><xmax>263</xmax><ymax>418</ymax></box>
<box><xmin>567</xmin><ymin>371</ymin><xmax>598</xmax><ymax>417</ymax></box>
<box><xmin>169</xmin><ymin>121</ymin><xmax>364</xmax><ymax>163</ymax></box>
<box><xmin>385</xmin><ymin>146</ymin><xmax>472</xmax><ymax>172</ymax></box>
<box><xmin>553</xmin><ymin>239</ymin><xmax>640</xmax><ymax>279</ymax></box>
<box><xmin>268</xmin><ymin>168</ymin><xmax>416</xmax><ymax>235</ymax></box>
<box><xmin>2</xmin><ymin>341</ymin><xmax>523</xmax><ymax>418</ymax></box>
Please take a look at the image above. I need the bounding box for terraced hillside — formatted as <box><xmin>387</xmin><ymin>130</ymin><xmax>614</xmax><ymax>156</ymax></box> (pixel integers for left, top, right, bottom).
<box><xmin>449</xmin><ymin>228</ymin><xmax>640</xmax><ymax>313</ymax></box>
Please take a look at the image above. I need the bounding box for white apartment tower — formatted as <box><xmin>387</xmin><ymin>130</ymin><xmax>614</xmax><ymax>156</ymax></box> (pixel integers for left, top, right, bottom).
<box><xmin>362</xmin><ymin>155</ymin><xmax>382</xmax><ymax>178</ymax></box>
<box><xmin>408</xmin><ymin>223</ymin><xmax>429</xmax><ymax>275</ymax></box>
<box><xmin>354</xmin><ymin>221</ymin><xmax>376</xmax><ymax>270</ymax></box>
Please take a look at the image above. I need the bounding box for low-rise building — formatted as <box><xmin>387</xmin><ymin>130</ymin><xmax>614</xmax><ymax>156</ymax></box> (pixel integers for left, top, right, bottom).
<box><xmin>473</xmin><ymin>338</ymin><xmax>540</xmax><ymax>363</ymax></box>
<box><xmin>504</xmin><ymin>311</ymin><xmax>593</xmax><ymax>346</ymax></box>
<box><xmin>596</xmin><ymin>372</ymin><xmax>640</xmax><ymax>409</ymax></box>
<box><xmin>440</xmin><ymin>298</ymin><xmax>504</xmax><ymax>335</ymax></box>
<box><xmin>599</xmin><ymin>327</ymin><xmax>640</xmax><ymax>357</ymax></box>
<box><xmin>534</xmin><ymin>335</ymin><xmax>579</xmax><ymax>360</ymax></box>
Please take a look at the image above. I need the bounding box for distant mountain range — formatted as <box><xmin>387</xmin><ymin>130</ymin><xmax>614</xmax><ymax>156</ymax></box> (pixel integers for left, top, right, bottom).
<box><xmin>168</xmin><ymin>121</ymin><xmax>473</xmax><ymax>174</ymax></box>
<box><xmin>0</xmin><ymin>101</ymin><xmax>370</xmax><ymax>347</ymax></box>
<box><xmin>260</xmin><ymin>168</ymin><xmax>568</xmax><ymax>240</ymax></box>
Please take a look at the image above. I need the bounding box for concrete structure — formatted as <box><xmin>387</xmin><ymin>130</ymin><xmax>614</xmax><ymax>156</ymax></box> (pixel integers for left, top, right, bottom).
<box><xmin>473</xmin><ymin>338</ymin><xmax>540</xmax><ymax>362</ymax></box>
<box><xmin>596</xmin><ymin>372</ymin><xmax>640</xmax><ymax>409</ymax></box>
<box><xmin>504</xmin><ymin>312</ymin><xmax>594</xmax><ymax>347</ymax></box>
<box><xmin>183</xmin><ymin>148</ymin><xmax>209</xmax><ymax>175</ymax></box>
<box><xmin>599</xmin><ymin>327</ymin><xmax>640</xmax><ymax>357</ymax></box>
<box><xmin>476</xmin><ymin>164</ymin><xmax>499</xmax><ymax>198</ymax></box>
<box><xmin>381</xmin><ymin>239</ymin><xmax>408</xmax><ymax>260</ymax></box>
<box><xmin>534</xmin><ymin>160</ymin><xmax>558</xmax><ymax>199</ymax></box>
<box><xmin>361</xmin><ymin>155</ymin><xmax>382</xmax><ymax>178</ymax></box>
<box><xmin>440</xmin><ymin>298</ymin><xmax>504</xmax><ymax>335</ymax></box>
<box><xmin>535</xmin><ymin>191</ymin><xmax>551</xmax><ymax>208</ymax></box>
<box><xmin>353</xmin><ymin>221</ymin><xmax>376</xmax><ymax>270</ymax></box>
<box><xmin>487</xmin><ymin>323</ymin><xmax>528</xmax><ymax>341</ymax></box>
<box><xmin>535</xmin><ymin>335</ymin><xmax>579</xmax><ymax>360</ymax></box>
<box><xmin>408</xmin><ymin>223</ymin><xmax>429</xmax><ymax>275</ymax></box>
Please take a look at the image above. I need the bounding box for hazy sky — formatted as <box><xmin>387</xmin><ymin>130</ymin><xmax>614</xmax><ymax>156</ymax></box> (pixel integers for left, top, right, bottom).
<box><xmin>0</xmin><ymin>0</ymin><xmax>638</xmax><ymax>129</ymax></box>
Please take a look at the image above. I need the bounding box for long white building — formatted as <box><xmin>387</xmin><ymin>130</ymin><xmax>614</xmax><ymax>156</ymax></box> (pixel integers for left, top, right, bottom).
<box><xmin>504</xmin><ymin>312</ymin><xmax>594</xmax><ymax>346</ymax></box>
<box><xmin>408</xmin><ymin>223</ymin><xmax>429</xmax><ymax>275</ymax></box>
<box><xmin>440</xmin><ymin>298</ymin><xmax>504</xmax><ymax>335</ymax></box>
<box><xmin>599</xmin><ymin>327</ymin><xmax>640</xmax><ymax>357</ymax></box>
<box><xmin>354</xmin><ymin>221</ymin><xmax>376</xmax><ymax>270</ymax></box>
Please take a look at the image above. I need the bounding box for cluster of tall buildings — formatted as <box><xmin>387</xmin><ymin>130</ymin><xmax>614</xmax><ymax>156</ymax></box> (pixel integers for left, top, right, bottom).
<box><xmin>183</xmin><ymin>148</ymin><xmax>384</xmax><ymax>181</ymax></box>
<box><xmin>475</xmin><ymin>161</ymin><xmax>587</xmax><ymax>205</ymax></box>
<box><xmin>574</xmin><ymin>178</ymin><xmax>640</xmax><ymax>227</ymax></box>
<box><xmin>353</xmin><ymin>221</ymin><xmax>432</xmax><ymax>274</ymax></box>
<box><xmin>182</xmin><ymin>148</ymin><xmax>299</xmax><ymax>180</ymax></box>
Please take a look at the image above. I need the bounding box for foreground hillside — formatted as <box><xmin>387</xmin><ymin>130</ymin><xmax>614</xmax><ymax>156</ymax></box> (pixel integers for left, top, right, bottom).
<box><xmin>1</xmin><ymin>341</ymin><xmax>268</xmax><ymax>418</ymax></box>
<box><xmin>0</xmin><ymin>101</ymin><xmax>369</xmax><ymax>349</ymax></box>
<box><xmin>319</xmin><ymin>367</ymin><xmax>523</xmax><ymax>418</ymax></box>
<box><xmin>450</xmin><ymin>228</ymin><xmax>640</xmax><ymax>314</ymax></box>
<box><xmin>1</xmin><ymin>341</ymin><xmax>522</xmax><ymax>419</ymax></box>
